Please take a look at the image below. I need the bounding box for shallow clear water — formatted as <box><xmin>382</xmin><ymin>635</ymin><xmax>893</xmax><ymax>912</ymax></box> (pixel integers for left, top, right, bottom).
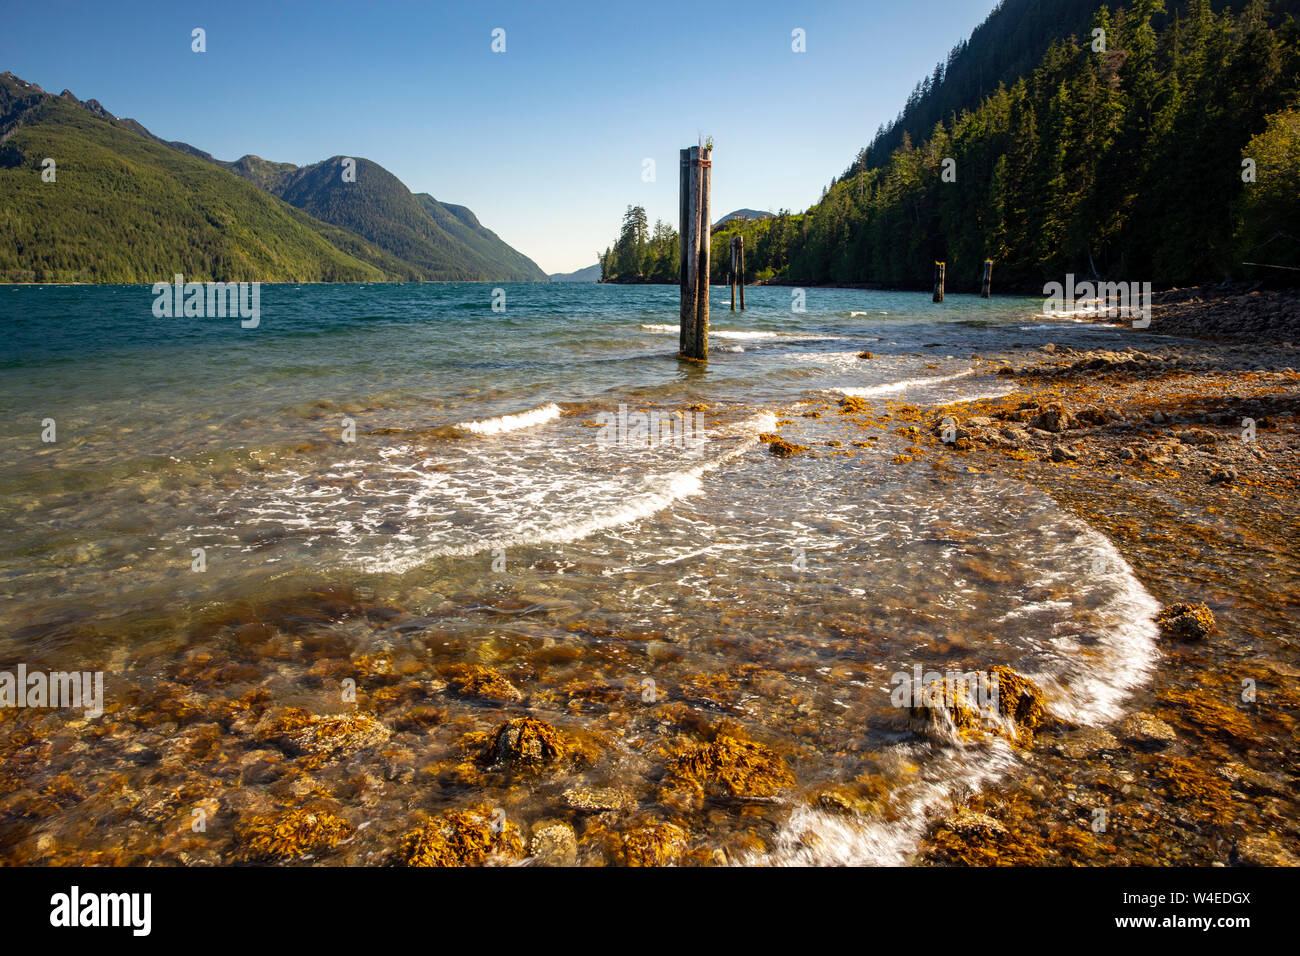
<box><xmin>0</xmin><ymin>282</ymin><xmax>1168</xmax><ymax>864</ymax></box>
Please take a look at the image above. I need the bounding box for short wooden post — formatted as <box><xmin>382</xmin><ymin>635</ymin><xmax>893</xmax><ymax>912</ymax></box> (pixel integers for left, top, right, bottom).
<box><xmin>679</xmin><ymin>145</ymin><xmax>711</xmax><ymax>360</ymax></box>
<box><xmin>738</xmin><ymin>234</ymin><xmax>745</xmax><ymax>311</ymax></box>
<box><xmin>980</xmin><ymin>259</ymin><xmax>992</xmax><ymax>298</ymax></box>
<box><xmin>933</xmin><ymin>261</ymin><xmax>945</xmax><ymax>303</ymax></box>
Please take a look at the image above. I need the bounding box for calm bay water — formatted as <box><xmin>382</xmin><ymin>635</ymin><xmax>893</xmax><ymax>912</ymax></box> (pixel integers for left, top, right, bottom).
<box><xmin>0</xmin><ymin>282</ymin><xmax>1167</xmax><ymax>864</ymax></box>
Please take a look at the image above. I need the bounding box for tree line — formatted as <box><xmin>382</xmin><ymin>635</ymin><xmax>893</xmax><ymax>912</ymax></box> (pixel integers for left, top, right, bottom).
<box><xmin>601</xmin><ymin>0</ymin><xmax>1300</xmax><ymax>290</ymax></box>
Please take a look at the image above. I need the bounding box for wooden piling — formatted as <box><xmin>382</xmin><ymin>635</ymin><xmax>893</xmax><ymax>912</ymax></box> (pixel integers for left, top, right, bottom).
<box><xmin>980</xmin><ymin>259</ymin><xmax>992</xmax><ymax>298</ymax></box>
<box><xmin>738</xmin><ymin>234</ymin><xmax>745</xmax><ymax>311</ymax></box>
<box><xmin>730</xmin><ymin>237</ymin><xmax>737</xmax><ymax>312</ymax></box>
<box><xmin>679</xmin><ymin>145</ymin><xmax>711</xmax><ymax>360</ymax></box>
<box><xmin>933</xmin><ymin>261</ymin><xmax>945</xmax><ymax>303</ymax></box>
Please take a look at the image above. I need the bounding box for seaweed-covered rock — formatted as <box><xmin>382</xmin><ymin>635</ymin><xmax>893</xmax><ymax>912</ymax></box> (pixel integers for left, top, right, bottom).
<box><xmin>759</xmin><ymin>433</ymin><xmax>810</xmax><ymax>457</ymax></box>
<box><xmin>483</xmin><ymin>716</ymin><xmax>591</xmax><ymax>770</ymax></box>
<box><xmin>990</xmin><ymin>665</ymin><xmax>1047</xmax><ymax>738</ymax></box>
<box><xmin>1155</xmin><ymin>602</ymin><xmax>1217</xmax><ymax>641</ymax></box>
<box><xmin>443</xmin><ymin>664</ymin><xmax>524</xmax><ymax>702</ymax></box>
<box><xmin>608</xmin><ymin>820</ymin><xmax>689</xmax><ymax>867</ymax></box>
<box><xmin>1029</xmin><ymin>403</ymin><xmax>1076</xmax><ymax>433</ymax></box>
<box><xmin>398</xmin><ymin>805</ymin><xmax>524</xmax><ymax>867</ymax></box>
<box><xmin>255</xmin><ymin>709</ymin><xmax>391</xmax><ymax>764</ymax></box>
<box><xmin>661</xmin><ymin>732</ymin><xmax>794</xmax><ymax>806</ymax></box>
<box><xmin>234</xmin><ymin>806</ymin><xmax>351</xmax><ymax>862</ymax></box>
<box><xmin>908</xmin><ymin>666</ymin><xmax>1046</xmax><ymax>743</ymax></box>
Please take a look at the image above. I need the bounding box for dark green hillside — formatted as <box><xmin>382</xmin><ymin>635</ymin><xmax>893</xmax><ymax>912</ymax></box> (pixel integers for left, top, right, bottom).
<box><xmin>0</xmin><ymin>75</ymin><xmax>400</xmax><ymax>283</ymax></box>
<box><xmin>415</xmin><ymin>194</ymin><xmax>547</xmax><ymax>281</ymax></box>
<box><xmin>0</xmin><ymin>72</ymin><xmax>546</xmax><ymax>284</ymax></box>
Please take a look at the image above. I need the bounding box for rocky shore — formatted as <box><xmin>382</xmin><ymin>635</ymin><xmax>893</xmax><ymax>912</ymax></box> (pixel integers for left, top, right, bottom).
<box><xmin>867</xmin><ymin>333</ymin><xmax>1300</xmax><ymax>865</ymax></box>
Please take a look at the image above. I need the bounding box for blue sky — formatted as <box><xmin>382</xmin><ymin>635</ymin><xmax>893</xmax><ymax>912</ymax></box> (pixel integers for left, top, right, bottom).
<box><xmin>1</xmin><ymin>0</ymin><xmax>999</xmax><ymax>273</ymax></box>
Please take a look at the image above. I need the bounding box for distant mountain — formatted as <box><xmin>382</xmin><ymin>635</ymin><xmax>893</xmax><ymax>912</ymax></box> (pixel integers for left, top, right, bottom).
<box><xmin>0</xmin><ymin>73</ymin><xmax>394</xmax><ymax>282</ymax></box>
<box><xmin>549</xmin><ymin>263</ymin><xmax>601</xmax><ymax>282</ymax></box>
<box><xmin>713</xmin><ymin>209</ymin><xmax>773</xmax><ymax>229</ymax></box>
<box><xmin>0</xmin><ymin>72</ymin><xmax>545</xmax><ymax>283</ymax></box>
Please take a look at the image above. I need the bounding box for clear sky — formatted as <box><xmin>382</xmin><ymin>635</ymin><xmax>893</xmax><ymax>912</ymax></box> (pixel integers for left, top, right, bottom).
<box><xmin>1</xmin><ymin>0</ymin><xmax>1000</xmax><ymax>274</ymax></box>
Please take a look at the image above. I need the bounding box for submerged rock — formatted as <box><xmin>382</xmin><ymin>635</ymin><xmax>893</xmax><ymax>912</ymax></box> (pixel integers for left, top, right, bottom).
<box><xmin>1155</xmin><ymin>602</ymin><xmax>1217</xmax><ymax>641</ymax></box>
<box><xmin>256</xmin><ymin>709</ymin><xmax>391</xmax><ymax>764</ymax></box>
<box><xmin>1119</xmin><ymin>712</ymin><xmax>1178</xmax><ymax>746</ymax></box>
<box><xmin>1235</xmin><ymin>834</ymin><xmax>1299</xmax><ymax>867</ymax></box>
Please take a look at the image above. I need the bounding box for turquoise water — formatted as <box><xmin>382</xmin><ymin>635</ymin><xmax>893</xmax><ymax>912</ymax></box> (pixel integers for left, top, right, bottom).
<box><xmin>0</xmin><ymin>282</ymin><xmax>1167</xmax><ymax>865</ymax></box>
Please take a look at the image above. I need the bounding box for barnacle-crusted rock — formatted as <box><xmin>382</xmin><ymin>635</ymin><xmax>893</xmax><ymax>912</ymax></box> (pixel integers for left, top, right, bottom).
<box><xmin>1119</xmin><ymin>711</ymin><xmax>1178</xmax><ymax>746</ymax></box>
<box><xmin>443</xmin><ymin>664</ymin><xmax>524</xmax><ymax>702</ymax></box>
<box><xmin>528</xmin><ymin>820</ymin><xmax>578</xmax><ymax>866</ymax></box>
<box><xmin>398</xmin><ymin>805</ymin><xmax>524</xmax><ymax>867</ymax></box>
<box><xmin>562</xmin><ymin>786</ymin><xmax>634</xmax><ymax>813</ymax></box>
<box><xmin>660</xmin><ymin>731</ymin><xmax>794</xmax><ymax>805</ymax></box>
<box><xmin>1155</xmin><ymin>602</ymin><xmax>1217</xmax><ymax>641</ymax></box>
<box><xmin>235</xmin><ymin>806</ymin><xmax>351</xmax><ymax>862</ymax></box>
<box><xmin>608</xmin><ymin>820</ymin><xmax>689</xmax><ymax>867</ymax></box>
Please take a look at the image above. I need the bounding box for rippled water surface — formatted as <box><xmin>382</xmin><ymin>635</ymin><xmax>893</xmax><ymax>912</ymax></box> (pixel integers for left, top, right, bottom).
<box><xmin>0</xmin><ymin>283</ymin><xmax>1169</xmax><ymax>864</ymax></box>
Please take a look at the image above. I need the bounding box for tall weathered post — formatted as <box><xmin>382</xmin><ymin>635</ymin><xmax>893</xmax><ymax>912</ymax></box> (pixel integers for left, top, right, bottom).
<box><xmin>679</xmin><ymin>145</ymin><xmax>711</xmax><ymax>359</ymax></box>
<box><xmin>980</xmin><ymin>259</ymin><xmax>993</xmax><ymax>298</ymax></box>
<box><xmin>738</xmin><ymin>234</ymin><xmax>745</xmax><ymax>311</ymax></box>
<box><xmin>730</xmin><ymin>236</ymin><xmax>738</xmax><ymax>312</ymax></box>
<box><xmin>933</xmin><ymin>261</ymin><xmax>946</xmax><ymax>303</ymax></box>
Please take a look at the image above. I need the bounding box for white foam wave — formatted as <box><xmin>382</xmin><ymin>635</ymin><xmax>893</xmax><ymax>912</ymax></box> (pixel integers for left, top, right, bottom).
<box><xmin>834</xmin><ymin>368</ymin><xmax>976</xmax><ymax>398</ymax></box>
<box><xmin>458</xmin><ymin>403</ymin><xmax>561</xmax><ymax>435</ymax></box>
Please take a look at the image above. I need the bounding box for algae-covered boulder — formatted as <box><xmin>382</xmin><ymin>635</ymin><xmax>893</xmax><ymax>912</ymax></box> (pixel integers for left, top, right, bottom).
<box><xmin>1155</xmin><ymin>602</ymin><xmax>1217</xmax><ymax>641</ymax></box>
<box><xmin>235</xmin><ymin>806</ymin><xmax>351</xmax><ymax>862</ymax></box>
<box><xmin>608</xmin><ymin>820</ymin><xmax>689</xmax><ymax>867</ymax></box>
<box><xmin>398</xmin><ymin>805</ymin><xmax>524</xmax><ymax>867</ymax></box>
<box><xmin>563</xmin><ymin>786</ymin><xmax>634</xmax><ymax>813</ymax></box>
